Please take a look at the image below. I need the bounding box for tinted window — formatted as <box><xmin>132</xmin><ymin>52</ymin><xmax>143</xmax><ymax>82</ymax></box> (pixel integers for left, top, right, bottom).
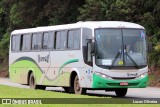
<box><xmin>55</xmin><ymin>31</ymin><xmax>67</xmax><ymax>50</ymax></box>
<box><xmin>37</xmin><ymin>33</ymin><xmax>42</xmax><ymax>49</ymax></box>
<box><xmin>48</xmin><ymin>32</ymin><xmax>54</xmax><ymax>49</ymax></box>
<box><xmin>74</xmin><ymin>29</ymin><xmax>80</xmax><ymax>49</ymax></box>
<box><xmin>56</xmin><ymin>32</ymin><xmax>61</xmax><ymax>49</ymax></box>
<box><xmin>60</xmin><ymin>31</ymin><xmax>67</xmax><ymax>49</ymax></box>
<box><xmin>67</xmin><ymin>29</ymin><xmax>80</xmax><ymax>49</ymax></box>
<box><xmin>43</xmin><ymin>32</ymin><xmax>49</xmax><ymax>49</ymax></box>
<box><xmin>12</xmin><ymin>35</ymin><xmax>21</xmax><ymax>51</ymax></box>
<box><xmin>22</xmin><ymin>34</ymin><xmax>31</xmax><ymax>51</ymax></box>
<box><xmin>12</xmin><ymin>36</ymin><xmax>16</xmax><ymax>51</ymax></box>
<box><xmin>43</xmin><ymin>32</ymin><xmax>54</xmax><ymax>50</ymax></box>
<box><xmin>68</xmin><ymin>31</ymin><xmax>74</xmax><ymax>49</ymax></box>
<box><xmin>32</xmin><ymin>34</ymin><xmax>37</xmax><ymax>50</ymax></box>
<box><xmin>32</xmin><ymin>33</ymin><xmax>42</xmax><ymax>50</ymax></box>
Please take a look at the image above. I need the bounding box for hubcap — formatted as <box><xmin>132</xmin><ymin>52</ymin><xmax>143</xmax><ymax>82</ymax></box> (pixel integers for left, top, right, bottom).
<box><xmin>75</xmin><ymin>77</ymin><xmax>80</xmax><ymax>92</ymax></box>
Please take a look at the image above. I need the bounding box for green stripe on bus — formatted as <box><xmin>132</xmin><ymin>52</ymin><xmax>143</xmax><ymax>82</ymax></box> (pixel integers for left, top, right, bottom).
<box><xmin>58</xmin><ymin>59</ymin><xmax>79</xmax><ymax>74</ymax></box>
<box><xmin>92</xmin><ymin>73</ymin><xmax>148</xmax><ymax>88</ymax></box>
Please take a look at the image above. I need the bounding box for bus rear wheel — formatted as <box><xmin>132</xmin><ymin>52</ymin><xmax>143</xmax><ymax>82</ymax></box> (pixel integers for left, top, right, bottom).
<box><xmin>74</xmin><ymin>75</ymin><xmax>86</xmax><ymax>94</ymax></box>
<box><xmin>29</xmin><ymin>73</ymin><xmax>36</xmax><ymax>89</ymax></box>
<box><xmin>115</xmin><ymin>88</ymin><xmax>128</xmax><ymax>97</ymax></box>
<box><xmin>29</xmin><ymin>73</ymin><xmax>46</xmax><ymax>90</ymax></box>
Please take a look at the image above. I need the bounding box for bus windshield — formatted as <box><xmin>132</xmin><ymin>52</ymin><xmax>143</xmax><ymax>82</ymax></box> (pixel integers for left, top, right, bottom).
<box><xmin>95</xmin><ymin>28</ymin><xmax>147</xmax><ymax>68</ymax></box>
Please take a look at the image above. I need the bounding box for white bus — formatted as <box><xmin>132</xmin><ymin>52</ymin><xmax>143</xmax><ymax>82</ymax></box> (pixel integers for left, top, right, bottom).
<box><xmin>9</xmin><ymin>21</ymin><xmax>148</xmax><ymax>96</ymax></box>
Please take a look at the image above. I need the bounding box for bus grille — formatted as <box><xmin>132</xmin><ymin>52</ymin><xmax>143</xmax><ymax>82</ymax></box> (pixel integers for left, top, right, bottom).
<box><xmin>111</xmin><ymin>77</ymin><xmax>136</xmax><ymax>80</ymax></box>
<box><xmin>107</xmin><ymin>83</ymin><xmax>139</xmax><ymax>86</ymax></box>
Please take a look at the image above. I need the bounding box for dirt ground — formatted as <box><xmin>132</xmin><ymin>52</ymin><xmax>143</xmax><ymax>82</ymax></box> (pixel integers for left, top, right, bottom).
<box><xmin>0</xmin><ymin>71</ymin><xmax>8</xmax><ymax>77</ymax></box>
<box><xmin>149</xmin><ymin>67</ymin><xmax>160</xmax><ymax>87</ymax></box>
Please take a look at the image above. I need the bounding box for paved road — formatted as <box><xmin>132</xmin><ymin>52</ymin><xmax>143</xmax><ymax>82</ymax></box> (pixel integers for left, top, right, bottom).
<box><xmin>0</xmin><ymin>78</ymin><xmax>160</xmax><ymax>98</ymax></box>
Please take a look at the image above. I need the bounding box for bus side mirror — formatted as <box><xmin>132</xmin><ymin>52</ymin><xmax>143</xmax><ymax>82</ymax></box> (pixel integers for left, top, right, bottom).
<box><xmin>148</xmin><ymin>42</ymin><xmax>153</xmax><ymax>53</ymax></box>
<box><xmin>91</xmin><ymin>42</ymin><xmax>95</xmax><ymax>54</ymax></box>
<box><xmin>87</xmin><ymin>42</ymin><xmax>92</xmax><ymax>62</ymax></box>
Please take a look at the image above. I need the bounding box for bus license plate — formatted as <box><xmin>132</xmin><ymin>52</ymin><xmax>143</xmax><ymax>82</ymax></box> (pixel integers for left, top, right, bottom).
<box><xmin>120</xmin><ymin>82</ymin><xmax>128</xmax><ymax>86</ymax></box>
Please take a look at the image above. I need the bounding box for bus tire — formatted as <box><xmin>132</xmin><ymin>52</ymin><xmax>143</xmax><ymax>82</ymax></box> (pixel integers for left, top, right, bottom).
<box><xmin>29</xmin><ymin>73</ymin><xmax>37</xmax><ymax>89</ymax></box>
<box><xmin>74</xmin><ymin>75</ymin><xmax>86</xmax><ymax>94</ymax></box>
<box><xmin>63</xmin><ymin>87</ymin><xmax>74</xmax><ymax>93</ymax></box>
<box><xmin>115</xmin><ymin>88</ymin><xmax>128</xmax><ymax>97</ymax></box>
<box><xmin>29</xmin><ymin>73</ymin><xmax>46</xmax><ymax>90</ymax></box>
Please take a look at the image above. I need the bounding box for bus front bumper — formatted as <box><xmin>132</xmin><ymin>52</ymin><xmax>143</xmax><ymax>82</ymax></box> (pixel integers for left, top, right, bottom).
<box><xmin>92</xmin><ymin>74</ymin><xmax>148</xmax><ymax>88</ymax></box>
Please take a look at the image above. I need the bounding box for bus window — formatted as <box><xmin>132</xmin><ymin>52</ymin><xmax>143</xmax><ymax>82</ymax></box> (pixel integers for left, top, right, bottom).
<box><xmin>55</xmin><ymin>31</ymin><xmax>67</xmax><ymax>50</ymax></box>
<box><xmin>37</xmin><ymin>33</ymin><xmax>42</xmax><ymax>50</ymax></box>
<box><xmin>22</xmin><ymin>34</ymin><xmax>31</xmax><ymax>51</ymax></box>
<box><xmin>43</xmin><ymin>32</ymin><xmax>49</xmax><ymax>49</ymax></box>
<box><xmin>68</xmin><ymin>31</ymin><xmax>74</xmax><ymax>49</ymax></box>
<box><xmin>56</xmin><ymin>32</ymin><xmax>61</xmax><ymax>49</ymax></box>
<box><xmin>67</xmin><ymin>29</ymin><xmax>80</xmax><ymax>50</ymax></box>
<box><xmin>12</xmin><ymin>35</ymin><xmax>21</xmax><ymax>52</ymax></box>
<box><xmin>48</xmin><ymin>32</ymin><xmax>54</xmax><ymax>49</ymax></box>
<box><xmin>43</xmin><ymin>32</ymin><xmax>54</xmax><ymax>50</ymax></box>
<box><xmin>60</xmin><ymin>31</ymin><xmax>67</xmax><ymax>50</ymax></box>
<box><xmin>11</xmin><ymin>36</ymin><xmax>16</xmax><ymax>51</ymax></box>
<box><xmin>32</xmin><ymin>34</ymin><xmax>37</xmax><ymax>50</ymax></box>
<box><xmin>32</xmin><ymin>33</ymin><xmax>42</xmax><ymax>50</ymax></box>
<box><xmin>74</xmin><ymin>29</ymin><xmax>80</xmax><ymax>49</ymax></box>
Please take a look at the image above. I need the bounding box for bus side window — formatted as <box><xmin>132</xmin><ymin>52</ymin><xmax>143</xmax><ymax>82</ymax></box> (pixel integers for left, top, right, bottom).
<box><xmin>68</xmin><ymin>30</ymin><xmax>74</xmax><ymax>49</ymax></box>
<box><xmin>22</xmin><ymin>34</ymin><xmax>31</xmax><ymax>51</ymax></box>
<box><xmin>42</xmin><ymin>32</ymin><xmax>54</xmax><ymax>50</ymax></box>
<box><xmin>55</xmin><ymin>32</ymin><xmax>61</xmax><ymax>49</ymax></box>
<box><xmin>12</xmin><ymin>35</ymin><xmax>21</xmax><ymax>52</ymax></box>
<box><xmin>37</xmin><ymin>33</ymin><xmax>42</xmax><ymax>50</ymax></box>
<box><xmin>11</xmin><ymin>36</ymin><xmax>16</xmax><ymax>51</ymax></box>
<box><xmin>55</xmin><ymin>31</ymin><xmax>67</xmax><ymax>50</ymax></box>
<box><xmin>43</xmin><ymin>32</ymin><xmax>49</xmax><ymax>49</ymax></box>
<box><xmin>74</xmin><ymin>29</ymin><xmax>80</xmax><ymax>49</ymax></box>
<box><xmin>48</xmin><ymin>31</ymin><xmax>54</xmax><ymax>49</ymax></box>
<box><xmin>32</xmin><ymin>34</ymin><xmax>37</xmax><ymax>50</ymax></box>
<box><xmin>32</xmin><ymin>33</ymin><xmax>42</xmax><ymax>50</ymax></box>
<box><xmin>60</xmin><ymin>31</ymin><xmax>67</xmax><ymax>50</ymax></box>
<box><xmin>67</xmin><ymin>29</ymin><xmax>80</xmax><ymax>50</ymax></box>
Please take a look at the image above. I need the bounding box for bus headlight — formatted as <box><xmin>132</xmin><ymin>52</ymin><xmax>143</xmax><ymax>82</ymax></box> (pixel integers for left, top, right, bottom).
<box><xmin>95</xmin><ymin>72</ymin><xmax>112</xmax><ymax>79</ymax></box>
<box><xmin>136</xmin><ymin>72</ymin><xmax>148</xmax><ymax>79</ymax></box>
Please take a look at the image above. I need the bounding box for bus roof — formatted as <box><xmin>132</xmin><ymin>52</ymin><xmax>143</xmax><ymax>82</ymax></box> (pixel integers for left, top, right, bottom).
<box><xmin>11</xmin><ymin>21</ymin><xmax>145</xmax><ymax>35</ymax></box>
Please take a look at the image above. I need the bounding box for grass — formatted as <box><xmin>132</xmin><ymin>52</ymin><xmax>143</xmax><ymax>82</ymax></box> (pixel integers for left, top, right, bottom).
<box><xmin>0</xmin><ymin>85</ymin><xmax>95</xmax><ymax>98</ymax></box>
<box><xmin>0</xmin><ymin>85</ymin><xmax>159</xmax><ymax>107</ymax></box>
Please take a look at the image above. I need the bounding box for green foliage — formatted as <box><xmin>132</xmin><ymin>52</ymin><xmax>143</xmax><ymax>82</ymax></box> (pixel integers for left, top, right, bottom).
<box><xmin>10</xmin><ymin>3</ymin><xmax>23</xmax><ymax>28</ymax></box>
<box><xmin>0</xmin><ymin>32</ymin><xmax>10</xmax><ymax>59</ymax></box>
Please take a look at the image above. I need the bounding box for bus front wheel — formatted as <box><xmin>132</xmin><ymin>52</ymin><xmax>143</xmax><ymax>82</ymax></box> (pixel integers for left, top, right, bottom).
<box><xmin>115</xmin><ymin>88</ymin><xmax>128</xmax><ymax>97</ymax></box>
<box><xmin>74</xmin><ymin>75</ymin><xmax>86</xmax><ymax>94</ymax></box>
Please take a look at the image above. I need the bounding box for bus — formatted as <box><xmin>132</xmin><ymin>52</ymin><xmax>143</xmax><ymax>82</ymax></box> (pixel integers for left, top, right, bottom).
<box><xmin>9</xmin><ymin>21</ymin><xmax>148</xmax><ymax>97</ymax></box>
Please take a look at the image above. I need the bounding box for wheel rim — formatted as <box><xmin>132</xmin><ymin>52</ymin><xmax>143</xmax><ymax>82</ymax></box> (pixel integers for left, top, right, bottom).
<box><xmin>74</xmin><ymin>77</ymin><xmax>80</xmax><ymax>92</ymax></box>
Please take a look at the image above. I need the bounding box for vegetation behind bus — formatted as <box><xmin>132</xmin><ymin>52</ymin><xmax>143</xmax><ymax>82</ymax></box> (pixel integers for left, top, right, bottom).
<box><xmin>0</xmin><ymin>0</ymin><xmax>159</xmax><ymax>78</ymax></box>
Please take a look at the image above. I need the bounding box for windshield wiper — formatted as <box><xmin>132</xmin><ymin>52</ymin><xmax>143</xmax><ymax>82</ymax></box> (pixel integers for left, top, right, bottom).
<box><xmin>125</xmin><ymin>52</ymin><xmax>139</xmax><ymax>69</ymax></box>
<box><xmin>109</xmin><ymin>51</ymin><xmax>121</xmax><ymax>69</ymax></box>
